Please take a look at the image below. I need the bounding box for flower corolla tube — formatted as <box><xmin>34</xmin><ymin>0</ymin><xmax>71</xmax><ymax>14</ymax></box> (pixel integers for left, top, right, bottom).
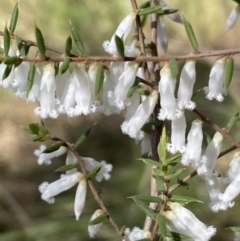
<box><xmin>88</xmin><ymin>209</ymin><xmax>104</xmax><ymax>238</ymax></box>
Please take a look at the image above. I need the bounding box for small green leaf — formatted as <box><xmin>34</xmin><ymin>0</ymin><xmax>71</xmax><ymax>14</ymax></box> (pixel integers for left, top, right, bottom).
<box><xmin>60</xmin><ymin>57</ymin><xmax>70</xmax><ymax>74</ymax></box>
<box><xmin>233</xmin><ymin>0</ymin><xmax>240</xmax><ymax>4</ymax></box>
<box><xmin>183</xmin><ymin>15</ymin><xmax>198</xmax><ymax>51</ymax></box>
<box><xmin>32</xmin><ymin>135</ymin><xmax>47</xmax><ymax>142</ymax></box>
<box><xmin>89</xmin><ymin>214</ymin><xmax>108</xmax><ymax>225</ymax></box>
<box><xmin>75</xmin><ymin>124</ymin><xmax>95</xmax><ymax>148</ymax></box>
<box><xmin>134</xmin><ymin>200</ymin><xmax>156</xmax><ymax>219</ymax></box>
<box><xmin>129</xmin><ymin>195</ymin><xmax>162</xmax><ymax>203</ymax></box>
<box><xmin>16</xmin><ymin>36</ymin><xmax>31</xmax><ymax>57</ymax></box>
<box><xmin>204</xmin><ymin>131</ymin><xmax>212</xmax><ymax>145</ymax></box>
<box><xmin>138</xmin><ymin>89</ymin><xmax>150</xmax><ymax>96</ymax></box>
<box><xmin>169</xmin><ymin>58</ymin><xmax>178</xmax><ymax>79</ymax></box>
<box><xmin>137</xmin><ymin>158</ymin><xmax>162</xmax><ymax>167</ymax></box>
<box><xmin>54</xmin><ymin>63</ymin><xmax>59</xmax><ymax>76</ymax></box>
<box><xmin>169</xmin><ymin>195</ymin><xmax>203</xmax><ymax>205</ymax></box>
<box><xmin>158</xmin><ymin>126</ymin><xmax>167</xmax><ymax>164</ymax></box>
<box><xmin>158</xmin><ymin>9</ymin><xmax>178</xmax><ymax>16</ymax></box>
<box><xmin>4</xmin><ymin>26</ymin><xmax>10</xmax><ymax>56</ymax></box>
<box><xmin>141</xmin><ymin>119</ymin><xmax>162</xmax><ymax>133</ymax></box>
<box><xmin>2</xmin><ymin>65</ymin><xmax>12</xmax><ymax>80</ymax></box>
<box><xmin>9</xmin><ymin>2</ymin><xmax>19</xmax><ymax>34</ymax></box>
<box><xmin>227</xmin><ymin>226</ymin><xmax>240</xmax><ymax>232</ymax></box>
<box><xmin>153</xmin><ymin>168</ymin><xmax>164</xmax><ymax>177</ymax></box>
<box><xmin>85</xmin><ymin>166</ymin><xmax>102</xmax><ymax>179</ymax></box>
<box><xmin>95</xmin><ymin>64</ymin><xmax>104</xmax><ymax>97</ymax></box>
<box><xmin>115</xmin><ymin>35</ymin><xmax>125</xmax><ymax>60</ymax></box>
<box><xmin>65</xmin><ymin>36</ymin><xmax>72</xmax><ymax>56</ymax></box>
<box><xmin>3</xmin><ymin>56</ymin><xmax>22</xmax><ymax>66</ymax></box>
<box><xmin>138</xmin><ymin>6</ymin><xmax>163</xmax><ymax>16</ymax></box>
<box><xmin>42</xmin><ymin>142</ymin><xmax>65</xmax><ymax>154</ymax></box>
<box><xmin>226</xmin><ymin>112</ymin><xmax>240</xmax><ymax>132</ymax></box>
<box><xmin>70</xmin><ymin>23</ymin><xmax>85</xmax><ymax>54</ymax></box>
<box><xmin>55</xmin><ymin>163</ymin><xmax>78</xmax><ymax>173</ymax></box>
<box><xmin>35</xmin><ymin>26</ymin><xmax>46</xmax><ymax>57</ymax></box>
<box><xmin>166</xmin><ymin>154</ymin><xmax>181</xmax><ymax>164</ymax></box>
<box><xmin>28</xmin><ymin>123</ymin><xmax>40</xmax><ymax>135</ymax></box>
<box><xmin>158</xmin><ymin>214</ymin><xmax>166</xmax><ymax>236</ymax></box>
<box><xmin>140</xmin><ymin>1</ymin><xmax>150</xmax><ymax>9</ymax></box>
<box><xmin>26</xmin><ymin>63</ymin><xmax>36</xmax><ymax>98</ymax></box>
<box><xmin>224</xmin><ymin>57</ymin><xmax>234</xmax><ymax>92</ymax></box>
<box><xmin>127</xmin><ymin>78</ymin><xmax>140</xmax><ymax>98</ymax></box>
<box><xmin>168</xmin><ymin>168</ymin><xmax>186</xmax><ymax>179</ymax></box>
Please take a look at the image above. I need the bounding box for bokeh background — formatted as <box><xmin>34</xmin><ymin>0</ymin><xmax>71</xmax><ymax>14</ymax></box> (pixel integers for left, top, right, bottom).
<box><xmin>0</xmin><ymin>0</ymin><xmax>240</xmax><ymax>240</ymax></box>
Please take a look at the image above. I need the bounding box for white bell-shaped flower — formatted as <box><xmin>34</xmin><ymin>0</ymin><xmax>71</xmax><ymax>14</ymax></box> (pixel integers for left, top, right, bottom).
<box><xmin>34</xmin><ymin>63</ymin><xmax>58</xmax><ymax>118</ymax></box>
<box><xmin>124</xmin><ymin>91</ymin><xmax>141</xmax><ymax>121</ymax></box>
<box><xmin>167</xmin><ymin>114</ymin><xmax>186</xmax><ymax>154</ymax></box>
<box><xmin>82</xmin><ymin>157</ymin><xmax>113</xmax><ymax>182</ymax></box>
<box><xmin>218</xmin><ymin>172</ymin><xmax>240</xmax><ymax>207</ymax></box>
<box><xmin>157</xmin><ymin>16</ymin><xmax>168</xmax><ymax>53</ymax></box>
<box><xmin>224</xmin><ymin>152</ymin><xmax>240</xmax><ymax>184</ymax></box>
<box><xmin>34</xmin><ymin>144</ymin><xmax>67</xmax><ymax>165</ymax></box>
<box><xmin>88</xmin><ymin>209</ymin><xmax>104</xmax><ymax>238</ymax></box>
<box><xmin>108</xmin><ymin>62</ymin><xmax>139</xmax><ymax>110</ymax></box>
<box><xmin>204</xmin><ymin>58</ymin><xmax>225</xmax><ymax>102</ymax></box>
<box><xmin>168</xmin><ymin>202</ymin><xmax>216</xmax><ymax>241</ymax></box>
<box><xmin>74</xmin><ymin>177</ymin><xmax>87</xmax><ymax>220</ymax></box>
<box><xmin>177</xmin><ymin>60</ymin><xmax>196</xmax><ymax>110</ymax></box>
<box><xmin>123</xmin><ymin>227</ymin><xmax>152</xmax><ymax>241</ymax></box>
<box><xmin>121</xmin><ymin>90</ymin><xmax>158</xmax><ymax>140</ymax></box>
<box><xmin>181</xmin><ymin>119</ymin><xmax>203</xmax><ymax>168</ymax></box>
<box><xmin>39</xmin><ymin>172</ymin><xmax>83</xmax><ymax>204</ymax></box>
<box><xmin>158</xmin><ymin>63</ymin><xmax>182</xmax><ymax>120</ymax></box>
<box><xmin>226</xmin><ymin>5</ymin><xmax>240</xmax><ymax>31</ymax></box>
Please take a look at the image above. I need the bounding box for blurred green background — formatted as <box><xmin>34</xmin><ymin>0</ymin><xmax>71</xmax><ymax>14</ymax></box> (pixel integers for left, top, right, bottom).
<box><xmin>0</xmin><ymin>0</ymin><xmax>240</xmax><ymax>241</ymax></box>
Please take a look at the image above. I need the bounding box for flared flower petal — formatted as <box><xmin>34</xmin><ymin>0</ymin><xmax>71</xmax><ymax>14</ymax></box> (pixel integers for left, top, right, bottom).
<box><xmin>224</xmin><ymin>152</ymin><xmax>240</xmax><ymax>184</ymax></box>
<box><xmin>226</xmin><ymin>5</ymin><xmax>240</xmax><ymax>31</ymax></box>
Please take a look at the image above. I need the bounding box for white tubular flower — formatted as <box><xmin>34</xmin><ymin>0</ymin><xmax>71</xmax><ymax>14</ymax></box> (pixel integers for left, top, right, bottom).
<box><xmin>224</xmin><ymin>152</ymin><xmax>240</xmax><ymax>184</ymax></box>
<box><xmin>157</xmin><ymin>16</ymin><xmax>168</xmax><ymax>53</ymax></box>
<box><xmin>109</xmin><ymin>62</ymin><xmax>138</xmax><ymax>110</ymax></box>
<box><xmin>167</xmin><ymin>114</ymin><xmax>186</xmax><ymax>154</ymax></box>
<box><xmin>204</xmin><ymin>58</ymin><xmax>225</xmax><ymax>102</ymax></box>
<box><xmin>226</xmin><ymin>5</ymin><xmax>240</xmax><ymax>31</ymax></box>
<box><xmin>203</xmin><ymin>132</ymin><xmax>223</xmax><ymax>175</ymax></box>
<box><xmin>103</xmin><ymin>12</ymin><xmax>136</xmax><ymax>55</ymax></box>
<box><xmin>121</xmin><ymin>90</ymin><xmax>158</xmax><ymax>140</ymax></box>
<box><xmin>74</xmin><ymin>176</ymin><xmax>87</xmax><ymax>220</ymax></box>
<box><xmin>206</xmin><ymin>171</ymin><xmax>230</xmax><ymax>212</ymax></box>
<box><xmin>125</xmin><ymin>91</ymin><xmax>141</xmax><ymax>121</ymax></box>
<box><xmin>123</xmin><ymin>227</ymin><xmax>152</xmax><ymax>241</ymax></box>
<box><xmin>177</xmin><ymin>60</ymin><xmax>196</xmax><ymax>110</ymax></box>
<box><xmin>181</xmin><ymin>119</ymin><xmax>203</xmax><ymax>168</ymax></box>
<box><xmin>158</xmin><ymin>63</ymin><xmax>183</xmax><ymax>120</ymax></box>
<box><xmin>39</xmin><ymin>172</ymin><xmax>83</xmax><ymax>204</ymax></box>
<box><xmin>34</xmin><ymin>144</ymin><xmax>67</xmax><ymax>165</ymax></box>
<box><xmin>82</xmin><ymin>157</ymin><xmax>113</xmax><ymax>182</ymax></box>
<box><xmin>168</xmin><ymin>202</ymin><xmax>216</xmax><ymax>241</ymax></box>
<box><xmin>34</xmin><ymin>63</ymin><xmax>58</xmax><ymax>118</ymax></box>
<box><xmin>88</xmin><ymin>209</ymin><xmax>104</xmax><ymax>238</ymax></box>
<box><xmin>218</xmin><ymin>172</ymin><xmax>240</xmax><ymax>207</ymax></box>
<box><xmin>160</xmin><ymin>1</ymin><xmax>183</xmax><ymax>23</ymax></box>
<box><xmin>66</xmin><ymin>149</ymin><xmax>78</xmax><ymax>175</ymax></box>
<box><xmin>140</xmin><ymin>133</ymin><xmax>152</xmax><ymax>155</ymax></box>
<box><xmin>234</xmin><ymin>232</ymin><xmax>240</xmax><ymax>241</ymax></box>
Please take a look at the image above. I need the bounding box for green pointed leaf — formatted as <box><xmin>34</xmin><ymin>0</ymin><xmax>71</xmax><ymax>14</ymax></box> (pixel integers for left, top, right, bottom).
<box><xmin>26</xmin><ymin>63</ymin><xmax>36</xmax><ymax>98</ymax></box>
<box><xmin>95</xmin><ymin>64</ymin><xmax>104</xmax><ymax>97</ymax></box>
<box><xmin>169</xmin><ymin>58</ymin><xmax>178</xmax><ymax>79</ymax></box>
<box><xmin>86</xmin><ymin>166</ymin><xmax>102</xmax><ymax>179</ymax></box>
<box><xmin>16</xmin><ymin>36</ymin><xmax>31</xmax><ymax>56</ymax></box>
<box><xmin>137</xmin><ymin>158</ymin><xmax>162</xmax><ymax>167</ymax></box>
<box><xmin>115</xmin><ymin>35</ymin><xmax>125</xmax><ymax>60</ymax></box>
<box><xmin>224</xmin><ymin>57</ymin><xmax>234</xmax><ymax>92</ymax></box>
<box><xmin>141</xmin><ymin>119</ymin><xmax>162</xmax><ymax>133</ymax></box>
<box><xmin>35</xmin><ymin>26</ymin><xmax>46</xmax><ymax>57</ymax></box>
<box><xmin>129</xmin><ymin>195</ymin><xmax>162</xmax><ymax>203</ymax></box>
<box><xmin>226</xmin><ymin>112</ymin><xmax>240</xmax><ymax>132</ymax></box>
<box><xmin>42</xmin><ymin>142</ymin><xmax>65</xmax><ymax>154</ymax></box>
<box><xmin>2</xmin><ymin>65</ymin><xmax>12</xmax><ymax>80</ymax></box>
<box><xmin>138</xmin><ymin>89</ymin><xmax>150</xmax><ymax>96</ymax></box>
<box><xmin>54</xmin><ymin>63</ymin><xmax>59</xmax><ymax>76</ymax></box>
<box><xmin>169</xmin><ymin>195</ymin><xmax>203</xmax><ymax>205</ymax></box>
<box><xmin>4</xmin><ymin>26</ymin><xmax>10</xmax><ymax>56</ymax></box>
<box><xmin>55</xmin><ymin>163</ymin><xmax>78</xmax><ymax>173</ymax></box>
<box><xmin>28</xmin><ymin>123</ymin><xmax>40</xmax><ymax>135</ymax></box>
<box><xmin>158</xmin><ymin>126</ymin><xmax>167</xmax><ymax>164</ymax></box>
<box><xmin>168</xmin><ymin>168</ymin><xmax>186</xmax><ymax>179</ymax></box>
<box><xmin>65</xmin><ymin>36</ymin><xmax>72</xmax><ymax>56</ymax></box>
<box><xmin>166</xmin><ymin>154</ymin><xmax>181</xmax><ymax>164</ymax></box>
<box><xmin>127</xmin><ymin>78</ymin><xmax>140</xmax><ymax>98</ymax></box>
<box><xmin>158</xmin><ymin>9</ymin><xmax>178</xmax><ymax>16</ymax></box>
<box><xmin>89</xmin><ymin>214</ymin><xmax>108</xmax><ymax>225</ymax></box>
<box><xmin>140</xmin><ymin>1</ymin><xmax>150</xmax><ymax>9</ymax></box>
<box><xmin>60</xmin><ymin>57</ymin><xmax>70</xmax><ymax>74</ymax></box>
<box><xmin>3</xmin><ymin>56</ymin><xmax>22</xmax><ymax>66</ymax></box>
<box><xmin>227</xmin><ymin>226</ymin><xmax>240</xmax><ymax>232</ymax></box>
<box><xmin>32</xmin><ymin>135</ymin><xmax>47</xmax><ymax>142</ymax></box>
<box><xmin>75</xmin><ymin>124</ymin><xmax>95</xmax><ymax>148</ymax></box>
<box><xmin>233</xmin><ymin>0</ymin><xmax>240</xmax><ymax>5</ymax></box>
<box><xmin>153</xmin><ymin>168</ymin><xmax>164</xmax><ymax>177</ymax></box>
<box><xmin>0</xmin><ymin>47</ymin><xmax>4</xmax><ymax>55</ymax></box>
<box><xmin>120</xmin><ymin>226</ymin><xmax>126</xmax><ymax>236</ymax></box>
<box><xmin>70</xmin><ymin>23</ymin><xmax>85</xmax><ymax>54</ymax></box>
<box><xmin>138</xmin><ymin>6</ymin><xmax>163</xmax><ymax>16</ymax></box>
<box><xmin>158</xmin><ymin>214</ymin><xmax>166</xmax><ymax>236</ymax></box>
<box><xmin>134</xmin><ymin>200</ymin><xmax>156</xmax><ymax>219</ymax></box>
<box><xmin>183</xmin><ymin>16</ymin><xmax>198</xmax><ymax>51</ymax></box>
<box><xmin>9</xmin><ymin>2</ymin><xmax>19</xmax><ymax>34</ymax></box>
